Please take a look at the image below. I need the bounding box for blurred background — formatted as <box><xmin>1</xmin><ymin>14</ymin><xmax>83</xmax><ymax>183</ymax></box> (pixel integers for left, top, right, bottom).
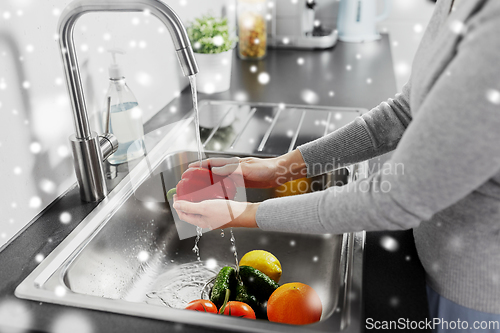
<box><xmin>0</xmin><ymin>0</ymin><xmax>435</xmax><ymax>248</ymax></box>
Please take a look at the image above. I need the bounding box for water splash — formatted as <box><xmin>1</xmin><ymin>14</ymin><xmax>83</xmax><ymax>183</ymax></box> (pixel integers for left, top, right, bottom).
<box><xmin>192</xmin><ymin>226</ymin><xmax>203</xmax><ymax>261</ymax></box>
<box><xmin>230</xmin><ymin>228</ymin><xmax>239</xmax><ymax>275</ymax></box>
<box><xmin>146</xmin><ymin>262</ymin><xmax>219</xmax><ymax>308</ymax></box>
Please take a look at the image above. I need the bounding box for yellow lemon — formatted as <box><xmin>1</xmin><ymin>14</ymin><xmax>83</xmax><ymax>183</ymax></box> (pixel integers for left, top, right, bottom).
<box><xmin>239</xmin><ymin>250</ymin><xmax>282</xmax><ymax>283</ymax></box>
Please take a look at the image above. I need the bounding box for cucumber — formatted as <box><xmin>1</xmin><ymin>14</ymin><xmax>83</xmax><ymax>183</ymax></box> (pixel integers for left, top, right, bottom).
<box><xmin>210</xmin><ymin>266</ymin><xmax>237</xmax><ymax>308</ymax></box>
<box><xmin>238</xmin><ymin>266</ymin><xmax>279</xmax><ymax>302</ymax></box>
<box><xmin>235</xmin><ymin>281</ymin><xmax>268</xmax><ymax>319</ymax></box>
<box><xmin>235</xmin><ymin>281</ymin><xmax>259</xmax><ymax>309</ymax></box>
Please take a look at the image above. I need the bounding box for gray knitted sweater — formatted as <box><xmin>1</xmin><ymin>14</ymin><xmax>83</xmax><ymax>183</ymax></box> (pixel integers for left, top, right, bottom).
<box><xmin>256</xmin><ymin>0</ymin><xmax>500</xmax><ymax>314</ymax></box>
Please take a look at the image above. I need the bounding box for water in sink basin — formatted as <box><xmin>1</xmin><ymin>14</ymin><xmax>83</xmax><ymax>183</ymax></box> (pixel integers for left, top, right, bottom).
<box><xmin>145</xmin><ymin>261</ymin><xmax>220</xmax><ymax>308</ymax></box>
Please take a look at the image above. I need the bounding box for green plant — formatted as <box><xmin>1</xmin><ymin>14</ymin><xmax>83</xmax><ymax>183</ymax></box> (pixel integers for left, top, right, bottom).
<box><xmin>187</xmin><ymin>14</ymin><xmax>235</xmax><ymax>54</ymax></box>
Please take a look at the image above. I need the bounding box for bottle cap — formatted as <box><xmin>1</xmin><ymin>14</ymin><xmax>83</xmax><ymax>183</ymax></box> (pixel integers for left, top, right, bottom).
<box><xmin>107</xmin><ymin>48</ymin><xmax>126</xmax><ymax>79</ymax></box>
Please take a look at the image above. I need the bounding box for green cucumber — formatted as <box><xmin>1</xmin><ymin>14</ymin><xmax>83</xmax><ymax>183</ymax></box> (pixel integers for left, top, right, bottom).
<box><xmin>210</xmin><ymin>266</ymin><xmax>237</xmax><ymax>308</ymax></box>
<box><xmin>235</xmin><ymin>281</ymin><xmax>259</xmax><ymax>309</ymax></box>
<box><xmin>235</xmin><ymin>281</ymin><xmax>267</xmax><ymax>319</ymax></box>
<box><xmin>238</xmin><ymin>266</ymin><xmax>279</xmax><ymax>302</ymax></box>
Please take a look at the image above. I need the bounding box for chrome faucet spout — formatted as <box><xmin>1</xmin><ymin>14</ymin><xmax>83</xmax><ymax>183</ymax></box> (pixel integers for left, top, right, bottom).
<box><xmin>58</xmin><ymin>0</ymin><xmax>199</xmax><ymax>202</ymax></box>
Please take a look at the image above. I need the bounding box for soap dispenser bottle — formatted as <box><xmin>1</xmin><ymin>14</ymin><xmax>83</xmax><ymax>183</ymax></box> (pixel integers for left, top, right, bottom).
<box><xmin>103</xmin><ymin>48</ymin><xmax>145</xmax><ymax>165</ymax></box>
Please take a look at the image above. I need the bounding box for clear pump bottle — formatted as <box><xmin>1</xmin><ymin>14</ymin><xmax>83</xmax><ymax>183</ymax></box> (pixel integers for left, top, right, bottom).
<box><xmin>103</xmin><ymin>49</ymin><xmax>145</xmax><ymax>165</ymax></box>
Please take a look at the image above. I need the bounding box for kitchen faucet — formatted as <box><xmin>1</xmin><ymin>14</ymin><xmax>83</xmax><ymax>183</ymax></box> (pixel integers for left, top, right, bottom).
<box><xmin>58</xmin><ymin>0</ymin><xmax>199</xmax><ymax>202</ymax></box>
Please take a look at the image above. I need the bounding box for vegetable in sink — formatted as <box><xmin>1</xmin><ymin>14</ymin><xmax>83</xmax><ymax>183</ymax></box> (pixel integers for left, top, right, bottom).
<box><xmin>210</xmin><ymin>266</ymin><xmax>237</xmax><ymax>308</ymax></box>
<box><xmin>168</xmin><ymin>166</ymin><xmax>237</xmax><ymax>202</ymax></box>
<box><xmin>238</xmin><ymin>266</ymin><xmax>279</xmax><ymax>302</ymax></box>
<box><xmin>185</xmin><ymin>299</ymin><xmax>218</xmax><ymax>313</ymax></box>
<box><xmin>220</xmin><ymin>302</ymin><xmax>256</xmax><ymax>319</ymax></box>
<box><xmin>235</xmin><ymin>281</ymin><xmax>266</xmax><ymax>319</ymax></box>
<box><xmin>219</xmin><ymin>289</ymin><xmax>256</xmax><ymax>319</ymax></box>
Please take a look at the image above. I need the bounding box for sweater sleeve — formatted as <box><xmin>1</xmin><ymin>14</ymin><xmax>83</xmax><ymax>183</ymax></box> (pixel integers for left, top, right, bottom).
<box><xmin>297</xmin><ymin>82</ymin><xmax>412</xmax><ymax>178</ymax></box>
<box><xmin>256</xmin><ymin>6</ymin><xmax>500</xmax><ymax>234</ymax></box>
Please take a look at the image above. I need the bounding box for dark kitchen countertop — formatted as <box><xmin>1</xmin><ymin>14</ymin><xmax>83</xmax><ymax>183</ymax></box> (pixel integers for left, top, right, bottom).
<box><xmin>0</xmin><ymin>35</ymin><xmax>429</xmax><ymax>333</ymax></box>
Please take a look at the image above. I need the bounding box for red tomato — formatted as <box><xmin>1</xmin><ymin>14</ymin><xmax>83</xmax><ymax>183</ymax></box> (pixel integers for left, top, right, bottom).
<box><xmin>185</xmin><ymin>299</ymin><xmax>218</xmax><ymax>314</ymax></box>
<box><xmin>219</xmin><ymin>301</ymin><xmax>256</xmax><ymax>319</ymax></box>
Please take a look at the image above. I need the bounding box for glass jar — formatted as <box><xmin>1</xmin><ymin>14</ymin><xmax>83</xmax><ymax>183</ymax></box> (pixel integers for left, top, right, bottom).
<box><xmin>237</xmin><ymin>0</ymin><xmax>267</xmax><ymax>60</ymax></box>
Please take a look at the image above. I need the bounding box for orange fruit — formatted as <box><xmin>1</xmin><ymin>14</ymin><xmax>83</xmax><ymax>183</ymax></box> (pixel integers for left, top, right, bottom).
<box><xmin>267</xmin><ymin>283</ymin><xmax>322</xmax><ymax>325</ymax></box>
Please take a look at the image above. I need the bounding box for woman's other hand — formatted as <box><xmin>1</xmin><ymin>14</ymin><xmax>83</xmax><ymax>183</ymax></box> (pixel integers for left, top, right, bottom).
<box><xmin>173</xmin><ymin>195</ymin><xmax>259</xmax><ymax>230</ymax></box>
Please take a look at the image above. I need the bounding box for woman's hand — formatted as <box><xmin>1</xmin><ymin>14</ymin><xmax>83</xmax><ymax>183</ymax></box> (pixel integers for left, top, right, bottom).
<box><xmin>188</xmin><ymin>150</ymin><xmax>307</xmax><ymax>189</ymax></box>
<box><xmin>173</xmin><ymin>195</ymin><xmax>259</xmax><ymax>230</ymax></box>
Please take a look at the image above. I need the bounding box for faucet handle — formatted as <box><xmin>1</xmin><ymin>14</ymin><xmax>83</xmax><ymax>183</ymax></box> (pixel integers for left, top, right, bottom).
<box><xmin>99</xmin><ymin>133</ymin><xmax>118</xmax><ymax>161</ymax></box>
<box><xmin>100</xmin><ymin>96</ymin><xmax>117</xmax><ymax>161</ymax></box>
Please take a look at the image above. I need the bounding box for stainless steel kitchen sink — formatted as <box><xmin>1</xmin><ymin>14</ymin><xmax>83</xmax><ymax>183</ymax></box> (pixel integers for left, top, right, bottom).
<box><xmin>16</xmin><ymin>101</ymin><xmax>367</xmax><ymax>333</ymax></box>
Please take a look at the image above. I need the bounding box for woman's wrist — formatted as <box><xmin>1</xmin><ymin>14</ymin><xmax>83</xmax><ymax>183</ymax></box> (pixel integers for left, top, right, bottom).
<box><xmin>239</xmin><ymin>202</ymin><xmax>259</xmax><ymax>228</ymax></box>
<box><xmin>250</xmin><ymin>202</ymin><xmax>260</xmax><ymax>228</ymax></box>
<box><xmin>273</xmin><ymin>149</ymin><xmax>307</xmax><ymax>182</ymax></box>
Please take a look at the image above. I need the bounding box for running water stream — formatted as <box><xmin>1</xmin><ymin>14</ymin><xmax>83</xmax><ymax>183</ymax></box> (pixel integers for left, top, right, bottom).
<box><xmin>187</xmin><ymin>75</ymin><xmax>239</xmax><ymax>268</ymax></box>
<box><xmin>188</xmin><ymin>75</ymin><xmax>203</xmax><ymax>167</ymax></box>
<box><xmin>230</xmin><ymin>228</ymin><xmax>240</xmax><ymax>274</ymax></box>
<box><xmin>192</xmin><ymin>225</ymin><xmax>202</xmax><ymax>262</ymax></box>
<box><xmin>188</xmin><ymin>75</ymin><xmax>204</xmax><ymax>262</ymax></box>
